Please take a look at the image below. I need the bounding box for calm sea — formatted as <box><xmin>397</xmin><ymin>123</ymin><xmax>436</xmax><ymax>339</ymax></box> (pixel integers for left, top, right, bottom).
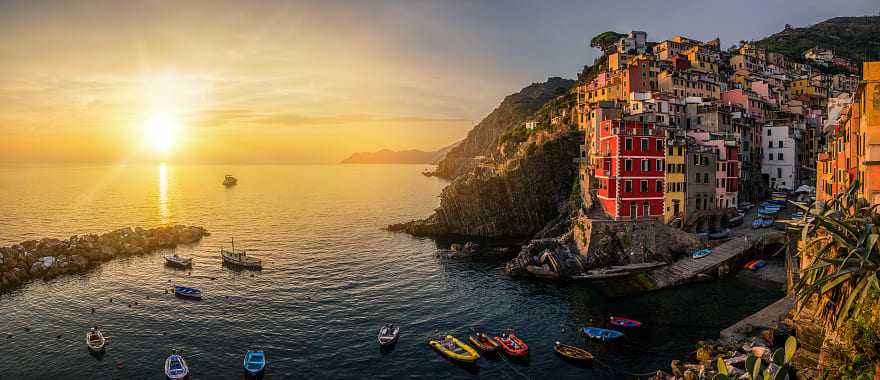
<box><xmin>0</xmin><ymin>164</ymin><xmax>782</xmax><ymax>379</ymax></box>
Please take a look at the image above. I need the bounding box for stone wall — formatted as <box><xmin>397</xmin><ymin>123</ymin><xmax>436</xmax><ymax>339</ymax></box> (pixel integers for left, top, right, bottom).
<box><xmin>573</xmin><ymin>214</ymin><xmax>702</xmax><ymax>269</ymax></box>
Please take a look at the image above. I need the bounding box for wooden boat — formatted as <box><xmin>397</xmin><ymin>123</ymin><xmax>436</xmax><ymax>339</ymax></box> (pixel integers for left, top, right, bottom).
<box><xmin>243</xmin><ymin>350</ymin><xmax>266</xmax><ymax>376</ymax></box>
<box><xmin>220</xmin><ymin>238</ymin><xmax>262</xmax><ymax>270</ymax></box>
<box><xmin>494</xmin><ymin>331</ymin><xmax>529</xmax><ymax>357</ymax></box>
<box><xmin>609</xmin><ymin>316</ymin><xmax>642</xmax><ymax>328</ymax></box>
<box><xmin>582</xmin><ymin>326</ymin><xmax>624</xmax><ymax>341</ymax></box>
<box><xmin>554</xmin><ymin>342</ymin><xmax>593</xmax><ymax>362</ymax></box>
<box><xmin>428</xmin><ymin>335</ymin><xmax>480</xmax><ymax>363</ymax></box>
<box><xmin>744</xmin><ymin>259</ymin><xmax>767</xmax><ymax>271</ymax></box>
<box><xmin>86</xmin><ymin>327</ymin><xmax>105</xmax><ymax>352</ymax></box>
<box><xmin>223</xmin><ymin>175</ymin><xmax>238</xmax><ymax>187</ymax></box>
<box><xmin>164</xmin><ymin>351</ymin><xmax>189</xmax><ymax>379</ymax></box>
<box><xmin>692</xmin><ymin>248</ymin><xmax>712</xmax><ymax>259</ymax></box>
<box><xmin>708</xmin><ymin>228</ymin><xmax>730</xmax><ymax>240</ymax></box>
<box><xmin>377</xmin><ymin>324</ymin><xmax>400</xmax><ymax>347</ymax></box>
<box><xmin>173</xmin><ymin>285</ymin><xmax>202</xmax><ymax>300</ymax></box>
<box><xmin>164</xmin><ymin>254</ymin><xmax>193</xmax><ymax>268</ymax></box>
<box><xmin>467</xmin><ymin>332</ymin><xmax>499</xmax><ymax>353</ymax></box>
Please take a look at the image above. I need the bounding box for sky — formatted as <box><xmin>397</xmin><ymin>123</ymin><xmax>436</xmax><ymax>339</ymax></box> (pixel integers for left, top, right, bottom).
<box><xmin>0</xmin><ymin>0</ymin><xmax>877</xmax><ymax>164</ymax></box>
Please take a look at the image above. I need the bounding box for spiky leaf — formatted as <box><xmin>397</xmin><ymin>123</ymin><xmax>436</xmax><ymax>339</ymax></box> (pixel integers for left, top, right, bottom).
<box><xmin>784</xmin><ymin>336</ymin><xmax>797</xmax><ymax>363</ymax></box>
<box><xmin>745</xmin><ymin>354</ymin><xmax>757</xmax><ymax>373</ymax></box>
<box><xmin>773</xmin><ymin>363</ymin><xmax>791</xmax><ymax>380</ymax></box>
<box><xmin>771</xmin><ymin>347</ymin><xmax>784</xmax><ymax>365</ymax></box>
<box><xmin>717</xmin><ymin>356</ymin><xmax>728</xmax><ymax>375</ymax></box>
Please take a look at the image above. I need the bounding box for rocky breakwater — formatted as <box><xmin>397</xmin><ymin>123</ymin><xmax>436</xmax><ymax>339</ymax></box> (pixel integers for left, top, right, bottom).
<box><xmin>0</xmin><ymin>225</ymin><xmax>208</xmax><ymax>291</ymax></box>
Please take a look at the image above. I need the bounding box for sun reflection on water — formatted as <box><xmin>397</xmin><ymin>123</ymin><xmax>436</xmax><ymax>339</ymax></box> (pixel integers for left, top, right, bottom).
<box><xmin>158</xmin><ymin>162</ymin><xmax>170</xmax><ymax>225</ymax></box>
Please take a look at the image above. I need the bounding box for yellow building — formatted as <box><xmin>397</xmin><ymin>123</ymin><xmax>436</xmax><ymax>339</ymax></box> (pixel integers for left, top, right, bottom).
<box><xmin>658</xmin><ymin>70</ymin><xmax>721</xmax><ymax>99</ymax></box>
<box><xmin>685</xmin><ymin>46</ymin><xmax>718</xmax><ymax>74</ymax></box>
<box><xmin>790</xmin><ymin>78</ymin><xmax>826</xmax><ymax>97</ymax></box>
<box><xmin>665</xmin><ymin>136</ymin><xmax>687</xmax><ymax>223</ymax></box>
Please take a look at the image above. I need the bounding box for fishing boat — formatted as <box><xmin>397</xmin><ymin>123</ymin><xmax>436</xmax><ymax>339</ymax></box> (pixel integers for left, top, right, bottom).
<box><xmin>554</xmin><ymin>342</ymin><xmax>593</xmax><ymax>362</ymax></box>
<box><xmin>744</xmin><ymin>259</ymin><xmax>767</xmax><ymax>271</ymax></box>
<box><xmin>692</xmin><ymin>248</ymin><xmax>712</xmax><ymax>259</ymax></box>
<box><xmin>494</xmin><ymin>331</ymin><xmax>529</xmax><ymax>357</ymax></box>
<box><xmin>164</xmin><ymin>254</ymin><xmax>193</xmax><ymax>268</ymax></box>
<box><xmin>220</xmin><ymin>238</ymin><xmax>262</xmax><ymax>270</ymax></box>
<box><xmin>173</xmin><ymin>285</ymin><xmax>203</xmax><ymax>300</ymax></box>
<box><xmin>377</xmin><ymin>324</ymin><xmax>400</xmax><ymax>347</ymax></box>
<box><xmin>223</xmin><ymin>175</ymin><xmax>238</xmax><ymax>187</ymax></box>
<box><xmin>708</xmin><ymin>228</ymin><xmax>730</xmax><ymax>240</ymax></box>
<box><xmin>467</xmin><ymin>332</ymin><xmax>499</xmax><ymax>353</ymax></box>
<box><xmin>582</xmin><ymin>326</ymin><xmax>624</xmax><ymax>341</ymax></box>
<box><xmin>164</xmin><ymin>350</ymin><xmax>190</xmax><ymax>380</ymax></box>
<box><xmin>243</xmin><ymin>350</ymin><xmax>266</xmax><ymax>376</ymax></box>
<box><xmin>86</xmin><ymin>327</ymin><xmax>105</xmax><ymax>352</ymax></box>
<box><xmin>428</xmin><ymin>335</ymin><xmax>480</xmax><ymax>363</ymax></box>
<box><xmin>609</xmin><ymin>316</ymin><xmax>642</xmax><ymax>328</ymax></box>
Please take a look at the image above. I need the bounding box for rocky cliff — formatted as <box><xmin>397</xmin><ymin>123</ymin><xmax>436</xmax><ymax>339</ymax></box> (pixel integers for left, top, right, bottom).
<box><xmin>340</xmin><ymin>141</ymin><xmax>459</xmax><ymax>164</ymax></box>
<box><xmin>432</xmin><ymin>77</ymin><xmax>574</xmax><ymax>180</ymax></box>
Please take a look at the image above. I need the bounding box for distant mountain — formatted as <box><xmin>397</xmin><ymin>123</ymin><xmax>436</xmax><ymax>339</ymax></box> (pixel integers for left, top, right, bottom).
<box><xmin>340</xmin><ymin>141</ymin><xmax>459</xmax><ymax>164</ymax></box>
<box><xmin>756</xmin><ymin>16</ymin><xmax>880</xmax><ymax>64</ymax></box>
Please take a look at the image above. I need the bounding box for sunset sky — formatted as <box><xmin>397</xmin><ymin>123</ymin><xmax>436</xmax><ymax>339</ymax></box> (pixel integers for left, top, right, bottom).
<box><xmin>1</xmin><ymin>0</ymin><xmax>876</xmax><ymax>164</ymax></box>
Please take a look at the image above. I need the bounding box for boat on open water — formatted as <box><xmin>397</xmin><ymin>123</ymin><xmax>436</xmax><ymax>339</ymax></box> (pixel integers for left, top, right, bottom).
<box><xmin>164</xmin><ymin>254</ymin><xmax>193</xmax><ymax>268</ymax></box>
<box><xmin>164</xmin><ymin>350</ymin><xmax>190</xmax><ymax>379</ymax></box>
<box><xmin>582</xmin><ymin>326</ymin><xmax>624</xmax><ymax>341</ymax></box>
<box><xmin>243</xmin><ymin>350</ymin><xmax>266</xmax><ymax>377</ymax></box>
<box><xmin>223</xmin><ymin>175</ymin><xmax>238</xmax><ymax>187</ymax></box>
<box><xmin>429</xmin><ymin>335</ymin><xmax>479</xmax><ymax>363</ymax></box>
<box><xmin>220</xmin><ymin>238</ymin><xmax>262</xmax><ymax>270</ymax></box>
<box><xmin>554</xmin><ymin>342</ymin><xmax>593</xmax><ymax>362</ymax></box>
<box><xmin>86</xmin><ymin>327</ymin><xmax>105</xmax><ymax>352</ymax></box>
<box><xmin>173</xmin><ymin>285</ymin><xmax>202</xmax><ymax>300</ymax></box>
<box><xmin>377</xmin><ymin>324</ymin><xmax>400</xmax><ymax>347</ymax></box>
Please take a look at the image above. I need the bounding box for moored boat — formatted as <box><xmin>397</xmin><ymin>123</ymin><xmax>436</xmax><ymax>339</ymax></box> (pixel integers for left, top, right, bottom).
<box><xmin>223</xmin><ymin>175</ymin><xmax>238</xmax><ymax>187</ymax></box>
<box><xmin>582</xmin><ymin>326</ymin><xmax>624</xmax><ymax>341</ymax></box>
<box><xmin>708</xmin><ymin>228</ymin><xmax>730</xmax><ymax>240</ymax></box>
<box><xmin>377</xmin><ymin>324</ymin><xmax>400</xmax><ymax>347</ymax></box>
<box><xmin>86</xmin><ymin>327</ymin><xmax>105</xmax><ymax>352</ymax></box>
<box><xmin>428</xmin><ymin>335</ymin><xmax>480</xmax><ymax>363</ymax></box>
<box><xmin>164</xmin><ymin>350</ymin><xmax>190</xmax><ymax>379</ymax></box>
<box><xmin>220</xmin><ymin>238</ymin><xmax>262</xmax><ymax>270</ymax></box>
<box><xmin>467</xmin><ymin>332</ymin><xmax>499</xmax><ymax>353</ymax></box>
<box><xmin>173</xmin><ymin>285</ymin><xmax>202</xmax><ymax>300</ymax></box>
<box><xmin>243</xmin><ymin>350</ymin><xmax>266</xmax><ymax>376</ymax></box>
<box><xmin>494</xmin><ymin>331</ymin><xmax>528</xmax><ymax>357</ymax></box>
<box><xmin>752</xmin><ymin>219</ymin><xmax>763</xmax><ymax>229</ymax></box>
<box><xmin>609</xmin><ymin>316</ymin><xmax>642</xmax><ymax>328</ymax></box>
<box><xmin>692</xmin><ymin>248</ymin><xmax>711</xmax><ymax>259</ymax></box>
<box><xmin>744</xmin><ymin>259</ymin><xmax>767</xmax><ymax>271</ymax></box>
<box><xmin>554</xmin><ymin>342</ymin><xmax>593</xmax><ymax>362</ymax></box>
<box><xmin>761</xmin><ymin>218</ymin><xmax>774</xmax><ymax>228</ymax></box>
<box><xmin>164</xmin><ymin>254</ymin><xmax>193</xmax><ymax>268</ymax></box>
<box><xmin>728</xmin><ymin>213</ymin><xmax>744</xmax><ymax>226</ymax></box>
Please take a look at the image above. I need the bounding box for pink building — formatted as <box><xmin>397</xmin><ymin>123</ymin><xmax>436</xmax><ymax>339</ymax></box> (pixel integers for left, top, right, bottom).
<box><xmin>750</xmin><ymin>80</ymin><xmax>777</xmax><ymax>107</ymax></box>
<box><xmin>721</xmin><ymin>89</ymin><xmax>765</xmax><ymax>123</ymax></box>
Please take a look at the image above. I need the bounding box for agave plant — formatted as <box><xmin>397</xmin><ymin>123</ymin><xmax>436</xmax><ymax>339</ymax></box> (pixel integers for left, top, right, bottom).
<box><xmin>713</xmin><ymin>336</ymin><xmax>797</xmax><ymax>380</ymax></box>
<box><xmin>793</xmin><ymin>179</ymin><xmax>880</xmax><ymax>328</ymax></box>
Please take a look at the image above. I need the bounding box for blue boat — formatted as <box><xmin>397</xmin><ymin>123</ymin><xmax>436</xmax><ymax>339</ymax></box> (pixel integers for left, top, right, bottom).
<box><xmin>751</xmin><ymin>219</ymin><xmax>763</xmax><ymax>229</ymax></box>
<box><xmin>582</xmin><ymin>327</ymin><xmax>624</xmax><ymax>341</ymax></box>
<box><xmin>692</xmin><ymin>248</ymin><xmax>711</xmax><ymax>259</ymax></box>
<box><xmin>243</xmin><ymin>350</ymin><xmax>266</xmax><ymax>376</ymax></box>
<box><xmin>761</xmin><ymin>219</ymin><xmax>774</xmax><ymax>228</ymax></box>
<box><xmin>173</xmin><ymin>285</ymin><xmax>203</xmax><ymax>300</ymax></box>
<box><xmin>164</xmin><ymin>351</ymin><xmax>190</xmax><ymax>380</ymax></box>
<box><xmin>757</xmin><ymin>207</ymin><xmax>779</xmax><ymax>216</ymax></box>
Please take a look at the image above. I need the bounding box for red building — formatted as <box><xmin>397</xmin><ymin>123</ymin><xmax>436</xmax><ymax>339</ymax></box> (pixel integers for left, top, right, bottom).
<box><xmin>593</xmin><ymin>120</ymin><xmax>666</xmax><ymax>220</ymax></box>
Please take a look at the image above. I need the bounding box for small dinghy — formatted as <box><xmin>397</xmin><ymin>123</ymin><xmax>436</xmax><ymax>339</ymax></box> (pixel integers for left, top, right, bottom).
<box><xmin>223</xmin><ymin>175</ymin><xmax>238</xmax><ymax>187</ymax></box>
<box><xmin>554</xmin><ymin>342</ymin><xmax>593</xmax><ymax>362</ymax></box>
<box><xmin>243</xmin><ymin>350</ymin><xmax>266</xmax><ymax>376</ymax></box>
<box><xmin>582</xmin><ymin>326</ymin><xmax>624</xmax><ymax>341</ymax></box>
<box><xmin>377</xmin><ymin>324</ymin><xmax>400</xmax><ymax>347</ymax></box>
<box><xmin>428</xmin><ymin>335</ymin><xmax>480</xmax><ymax>363</ymax></box>
<box><xmin>164</xmin><ymin>350</ymin><xmax>189</xmax><ymax>380</ymax></box>
<box><xmin>744</xmin><ymin>259</ymin><xmax>767</xmax><ymax>271</ymax></box>
<box><xmin>609</xmin><ymin>316</ymin><xmax>642</xmax><ymax>328</ymax></box>
<box><xmin>692</xmin><ymin>248</ymin><xmax>712</xmax><ymax>259</ymax></box>
<box><xmin>164</xmin><ymin>254</ymin><xmax>193</xmax><ymax>268</ymax></box>
<box><xmin>173</xmin><ymin>285</ymin><xmax>202</xmax><ymax>300</ymax></box>
<box><xmin>467</xmin><ymin>332</ymin><xmax>499</xmax><ymax>353</ymax></box>
<box><xmin>494</xmin><ymin>331</ymin><xmax>529</xmax><ymax>357</ymax></box>
<box><xmin>86</xmin><ymin>327</ymin><xmax>105</xmax><ymax>352</ymax></box>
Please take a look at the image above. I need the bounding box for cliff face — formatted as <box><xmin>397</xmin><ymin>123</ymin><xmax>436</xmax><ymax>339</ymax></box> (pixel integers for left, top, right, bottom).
<box><xmin>756</xmin><ymin>16</ymin><xmax>879</xmax><ymax>64</ymax></box>
<box><xmin>433</xmin><ymin>77</ymin><xmax>574</xmax><ymax>180</ymax></box>
<box><xmin>389</xmin><ymin>130</ymin><xmax>581</xmax><ymax>238</ymax></box>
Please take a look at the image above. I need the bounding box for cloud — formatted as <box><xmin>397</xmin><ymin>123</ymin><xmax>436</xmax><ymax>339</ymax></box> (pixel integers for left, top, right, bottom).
<box><xmin>189</xmin><ymin>108</ymin><xmax>468</xmax><ymax>129</ymax></box>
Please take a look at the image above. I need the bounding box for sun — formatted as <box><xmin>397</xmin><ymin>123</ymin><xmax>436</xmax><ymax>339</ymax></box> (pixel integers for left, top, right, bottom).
<box><xmin>145</xmin><ymin>113</ymin><xmax>178</xmax><ymax>155</ymax></box>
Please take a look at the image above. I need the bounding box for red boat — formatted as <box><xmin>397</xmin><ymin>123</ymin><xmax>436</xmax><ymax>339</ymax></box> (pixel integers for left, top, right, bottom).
<box><xmin>468</xmin><ymin>332</ymin><xmax>499</xmax><ymax>353</ymax></box>
<box><xmin>609</xmin><ymin>316</ymin><xmax>642</xmax><ymax>328</ymax></box>
<box><xmin>494</xmin><ymin>332</ymin><xmax>529</xmax><ymax>357</ymax></box>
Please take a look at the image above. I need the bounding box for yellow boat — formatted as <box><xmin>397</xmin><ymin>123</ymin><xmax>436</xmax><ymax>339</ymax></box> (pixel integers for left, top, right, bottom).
<box><xmin>429</xmin><ymin>335</ymin><xmax>480</xmax><ymax>363</ymax></box>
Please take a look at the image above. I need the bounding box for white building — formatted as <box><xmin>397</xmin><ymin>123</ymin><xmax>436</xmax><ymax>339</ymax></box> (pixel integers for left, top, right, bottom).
<box><xmin>615</xmin><ymin>31</ymin><xmax>648</xmax><ymax>54</ymax></box>
<box><xmin>761</xmin><ymin>125</ymin><xmax>800</xmax><ymax>190</ymax></box>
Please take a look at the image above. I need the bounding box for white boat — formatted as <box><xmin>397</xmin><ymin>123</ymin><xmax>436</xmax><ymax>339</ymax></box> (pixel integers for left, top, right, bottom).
<box><xmin>223</xmin><ymin>175</ymin><xmax>238</xmax><ymax>187</ymax></box>
<box><xmin>164</xmin><ymin>254</ymin><xmax>193</xmax><ymax>268</ymax></box>
<box><xmin>220</xmin><ymin>238</ymin><xmax>262</xmax><ymax>270</ymax></box>
<box><xmin>165</xmin><ymin>350</ymin><xmax>189</xmax><ymax>379</ymax></box>
<box><xmin>86</xmin><ymin>327</ymin><xmax>105</xmax><ymax>352</ymax></box>
<box><xmin>378</xmin><ymin>324</ymin><xmax>400</xmax><ymax>347</ymax></box>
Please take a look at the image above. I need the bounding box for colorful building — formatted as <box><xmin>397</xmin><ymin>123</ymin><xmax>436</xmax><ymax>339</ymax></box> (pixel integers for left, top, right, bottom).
<box><xmin>664</xmin><ymin>132</ymin><xmax>687</xmax><ymax>224</ymax></box>
<box><xmin>593</xmin><ymin>120</ymin><xmax>666</xmax><ymax>220</ymax></box>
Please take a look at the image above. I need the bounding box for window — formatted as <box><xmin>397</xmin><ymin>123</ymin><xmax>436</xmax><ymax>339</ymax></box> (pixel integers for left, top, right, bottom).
<box><xmin>625</xmin><ymin>159</ymin><xmax>632</xmax><ymax>171</ymax></box>
<box><xmin>641</xmin><ymin>138</ymin><xmax>649</xmax><ymax>151</ymax></box>
<box><xmin>668</xmin><ymin>146</ymin><xmax>673</xmax><ymax>156</ymax></box>
<box><xmin>703</xmin><ymin>173</ymin><xmax>710</xmax><ymax>184</ymax></box>
<box><xmin>656</xmin><ymin>180</ymin><xmax>663</xmax><ymax>192</ymax></box>
<box><xmin>656</xmin><ymin>140</ymin><xmax>663</xmax><ymax>151</ymax></box>
<box><xmin>778</xmin><ymin>153</ymin><xmax>783</xmax><ymax>160</ymax></box>
<box><xmin>641</xmin><ymin>159</ymin><xmax>649</xmax><ymax>172</ymax></box>
<box><xmin>769</xmin><ymin>153</ymin><xmax>773</xmax><ymax>161</ymax></box>
<box><xmin>693</xmin><ymin>155</ymin><xmax>699</xmax><ymax>165</ymax></box>
<box><xmin>767</xmin><ymin>129</ymin><xmax>772</xmax><ymax>136</ymax></box>
<box><xmin>643</xmin><ymin>202</ymin><xmax>650</xmax><ymax>217</ymax></box>
<box><xmin>625</xmin><ymin>180</ymin><xmax>632</xmax><ymax>192</ymax></box>
<box><xmin>768</xmin><ymin>140</ymin><xmax>772</xmax><ymax>148</ymax></box>
<box><xmin>625</xmin><ymin>138</ymin><xmax>632</xmax><ymax>150</ymax></box>
<box><xmin>778</xmin><ymin>141</ymin><xmax>783</xmax><ymax>148</ymax></box>
<box><xmin>658</xmin><ymin>159</ymin><xmax>664</xmax><ymax>171</ymax></box>
<box><xmin>777</xmin><ymin>168</ymin><xmax>782</xmax><ymax>178</ymax></box>
<box><xmin>640</xmin><ymin>180</ymin><xmax>648</xmax><ymax>192</ymax></box>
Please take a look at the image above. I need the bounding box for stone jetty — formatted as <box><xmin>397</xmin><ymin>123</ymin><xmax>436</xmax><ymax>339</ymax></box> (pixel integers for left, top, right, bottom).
<box><xmin>0</xmin><ymin>225</ymin><xmax>208</xmax><ymax>290</ymax></box>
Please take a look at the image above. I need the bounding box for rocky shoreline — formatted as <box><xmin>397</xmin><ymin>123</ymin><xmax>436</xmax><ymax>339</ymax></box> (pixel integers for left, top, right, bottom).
<box><xmin>0</xmin><ymin>225</ymin><xmax>209</xmax><ymax>291</ymax></box>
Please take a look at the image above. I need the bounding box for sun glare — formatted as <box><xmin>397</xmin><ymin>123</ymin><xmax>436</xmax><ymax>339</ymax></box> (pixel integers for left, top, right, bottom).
<box><xmin>145</xmin><ymin>113</ymin><xmax>178</xmax><ymax>155</ymax></box>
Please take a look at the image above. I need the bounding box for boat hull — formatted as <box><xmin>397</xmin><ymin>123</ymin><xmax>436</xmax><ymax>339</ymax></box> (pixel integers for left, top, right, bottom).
<box><xmin>554</xmin><ymin>343</ymin><xmax>593</xmax><ymax>362</ymax></box>
<box><xmin>582</xmin><ymin>327</ymin><xmax>624</xmax><ymax>341</ymax></box>
<box><xmin>494</xmin><ymin>334</ymin><xmax>529</xmax><ymax>357</ymax></box>
<box><xmin>467</xmin><ymin>333</ymin><xmax>499</xmax><ymax>353</ymax></box>
<box><xmin>609</xmin><ymin>317</ymin><xmax>642</xmax><ymax>328</ymax></box>
<box><xmin>429</xmin><ymin>336</ymin><xmax>480</xmax><ymax>363</ymax></box>
<box><xmin>243</xmin><ymin>350</ymin><xmax>266</xmax><ymax>376</ymax></box>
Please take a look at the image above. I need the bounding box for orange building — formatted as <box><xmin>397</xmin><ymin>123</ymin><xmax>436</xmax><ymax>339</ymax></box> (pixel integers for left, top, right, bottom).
<box><xmin>817</xmin><ymin>61</ymin><xmax>880</xmax><ymax>204</ymax></box>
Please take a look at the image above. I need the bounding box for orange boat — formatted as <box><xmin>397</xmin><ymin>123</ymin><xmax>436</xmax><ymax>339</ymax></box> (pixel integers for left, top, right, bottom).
<box><xmin>494</xmin><ymin>331</ymin><xmax>529</xmax><ymax>357</ymax></box>
<box><xmin>467</xmin><ymin>332</ymin><xmax>499</xmax><ymax>353</ymax></box>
